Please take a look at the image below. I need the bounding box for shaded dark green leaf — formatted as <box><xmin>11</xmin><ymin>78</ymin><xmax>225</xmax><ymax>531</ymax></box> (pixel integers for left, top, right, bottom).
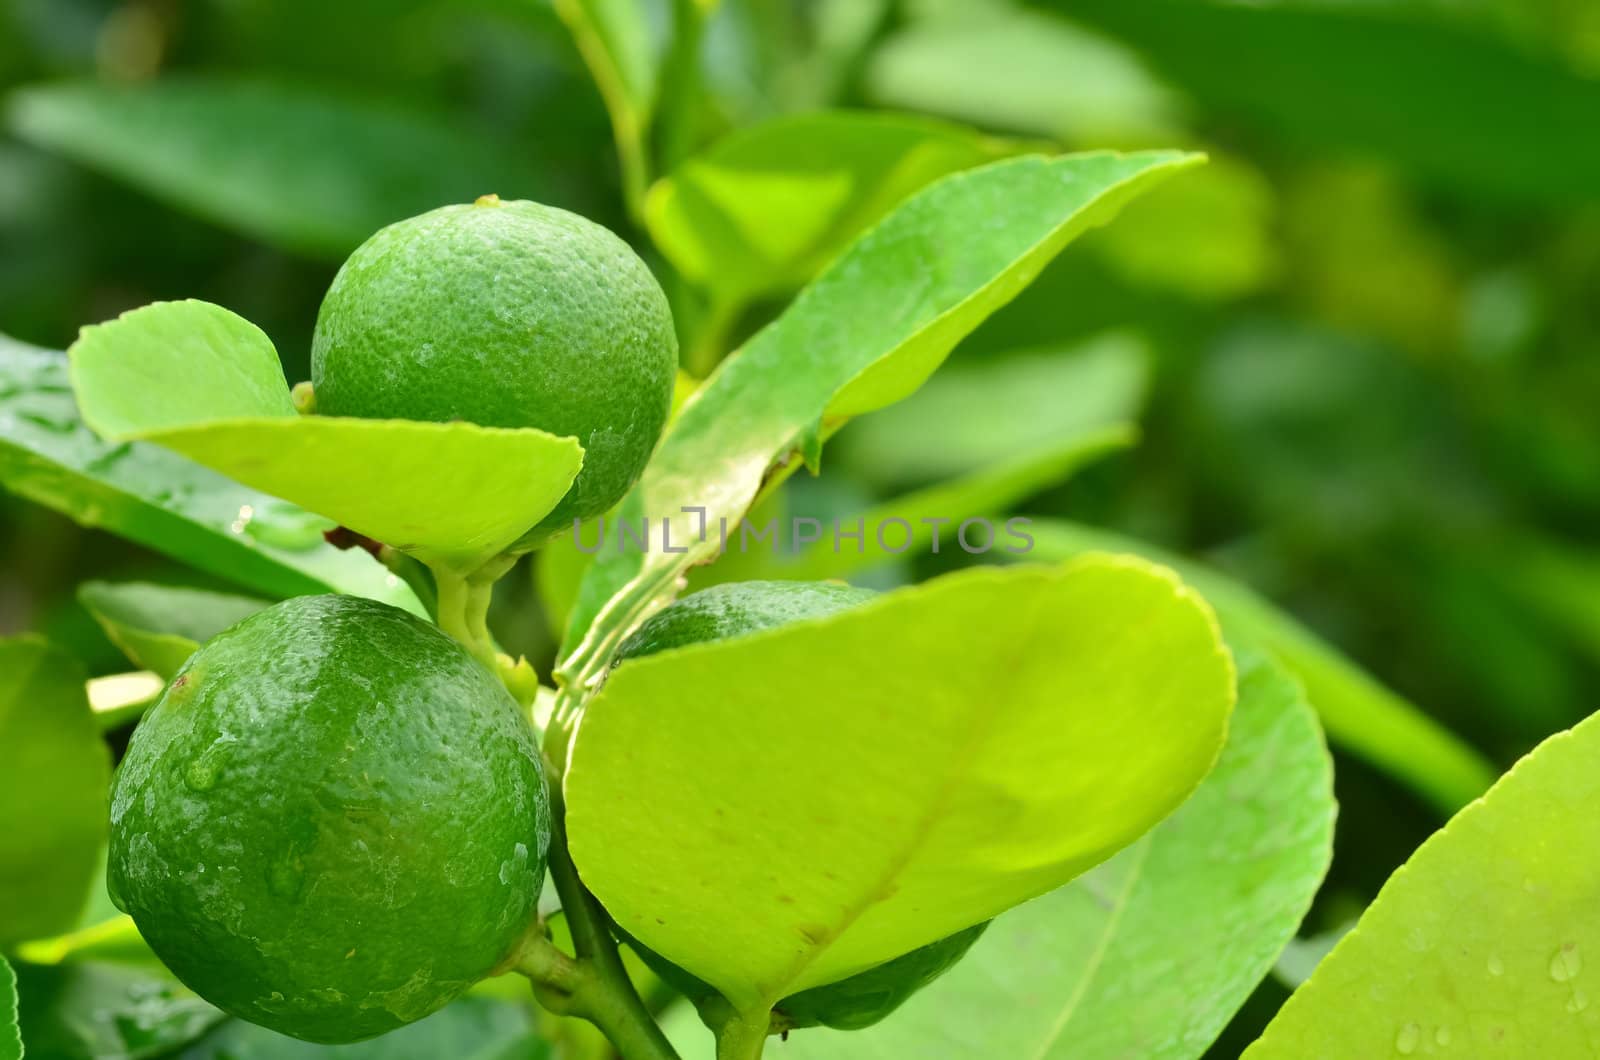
<box><xmin>6</xmin><ymin>78</ymin><xmax>545</xmax><ymax>259</ymax></box>
<box><xmin>78</xmin><ymin>581</ymin><xmax>269</xmax><ymax>678</ymax></box>
<box><xmin>13</xmin><ymin>961</ymin><xmax>222</xmax><ymax>1060</ymax></box>
<box><xmin>177</xmin><ymin>997</ymin><xmax>549</xmax><ymax>1060</ymax></box>
<box><xmin>1053</xmin><ymin>0</ymin><xmax>1600</xmax><ymax>205</ymax></box>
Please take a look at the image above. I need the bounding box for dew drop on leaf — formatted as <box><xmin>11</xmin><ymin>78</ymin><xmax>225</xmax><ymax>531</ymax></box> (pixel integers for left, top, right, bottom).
<box><xmin>1394</xmin><ymin>1021</ymin><xmax>1421</xmax><ymax>1054</ymax></box>
<box><xmin>1550</xmin><ymin>942</ymin><xmax>1582</xmax><ymax>982</ymax></box>
<box><xmin>1487</xmin><ymin>953</ymin><xmax>1505</xmax><ymax>976</ymax></box>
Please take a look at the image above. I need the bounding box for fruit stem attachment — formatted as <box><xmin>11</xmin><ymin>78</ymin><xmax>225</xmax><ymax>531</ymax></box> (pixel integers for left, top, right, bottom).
<box><xmin>430</xmin><ymin>556</ymin><xmax>516</xmax><ymax>672</ymax></box>
<box><xmin>518</xmin><ymin>783</ymin><xmax>681</xmax><ymax>1060</ymax></box>
<box><xmin>714</xmin><ymin>1010</ymin><xmax>770</xmax><ymax>1060</ymax></box>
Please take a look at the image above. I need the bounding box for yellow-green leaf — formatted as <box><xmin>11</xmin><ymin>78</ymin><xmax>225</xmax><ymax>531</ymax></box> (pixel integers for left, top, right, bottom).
<box><xmin>1023</xmin><ymin>519</ymin><xmax>1495</xmax><ymax>813</ymax></box>
<box><xmin>566</xmin><ymin>555</ymin><xmax>1234</xmax><ymax>1016</ymax></box>
<box><xmin>1246</xmin><ymin>708</ymin><xmax>1600</xmax><ymax>1057</ymax></box>
<box><xmin>671</xmin><ymin>647</ymin><xmax>1334</xmax><ymax>1058</ymax></box>
<box><xmin>68</xmin><ymin>300</ymin><xmax>584</xmax><ymax>573</ymax></box>
<box><xmin>0</xmin><ymin>335</ymin><xmax>417</xmax><ymax>608</ymax></box>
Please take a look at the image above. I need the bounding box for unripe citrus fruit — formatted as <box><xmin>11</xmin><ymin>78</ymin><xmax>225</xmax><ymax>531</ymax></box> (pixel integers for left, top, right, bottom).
<box><xmin>615</xmin><ymin>579</ymin><xmax>879</xmax><ymax>661</ymax></box>
<box><xmin>613</xmin><ymin>580</ymin><xmax>987</xmax><ymax>1031</ymax></box>
<box><xmin>108</xmin><ymin>595</ymin><xmax>549</xmax><ymax>1043</ymax></box>
<box><xmin>310</xmin><ymin>197</ymin><xmax>677</xmax><ymax>533</ymax></box>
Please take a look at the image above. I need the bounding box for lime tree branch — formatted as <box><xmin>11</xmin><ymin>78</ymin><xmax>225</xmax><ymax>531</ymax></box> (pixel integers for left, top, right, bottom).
<box><xmin>520</xmin><ymin>783</ymin><xmax>681</xmax><ymax>1060</ymax></box>
<box><xmin>437</xmin><ymin>558</ymin><xmax>679</xmax><ymax>1060</ymax></box>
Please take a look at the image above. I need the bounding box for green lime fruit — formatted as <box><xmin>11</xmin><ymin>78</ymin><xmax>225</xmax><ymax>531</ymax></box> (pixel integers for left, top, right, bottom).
<box><xmin>773</xmin><ymin>921</ymin><xmax>989</xmax><ymax>1031</ymax></box>
<box><xmin>310</xmin><ymin>196</ymin><xmax>677</xmax><ymax>534</ymax></box>
<box><xmin>613</xmin><ymin>580</ymin><xmax>988</xmax><ymax>1031</ymax></box>
<box><xmin>614</xmin><ymin>579</ymin><xmax>879</xmax><ymax>661</ymax></box>
<box><xmin>108</xmin><ymin>595</ymin><xmax>549</xmax><ymax>1044</ymax></box>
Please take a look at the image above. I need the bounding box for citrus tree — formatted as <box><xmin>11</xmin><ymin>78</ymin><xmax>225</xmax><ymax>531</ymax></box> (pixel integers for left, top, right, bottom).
<box><xmin>4</xmin><ymin>3</ymin><xmax>1600</xmax><ymax>1060</ymax></box>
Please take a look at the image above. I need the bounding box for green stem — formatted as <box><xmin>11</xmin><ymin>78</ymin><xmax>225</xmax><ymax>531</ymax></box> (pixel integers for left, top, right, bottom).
<box><xmin>539</xmin><ymin>784</ymin><xmax>682</xmax><ymax>1060</ymax></box>
<box><xmin>425</xmin><ymin>556</ymin><xmax>674</xmax><ymax>1056</ymax></box>
<box><xmin>432</xmin><ymin>569</ymin><xmax>495</xmax><ymax>670</ymax></box>
<box><xmin>430</xmin><ymin>557</ymin><xmax>517</xmax><ymax>672</ymax></box>
<box><xmin>715</xmin><ymin>1010</ymin><xmax>770</xmax><ymax>1060</ymax></box>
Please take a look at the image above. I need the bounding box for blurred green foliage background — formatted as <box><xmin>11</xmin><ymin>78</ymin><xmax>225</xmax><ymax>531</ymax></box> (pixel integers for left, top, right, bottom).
<box><xmin>2</xmin><ymin>0</ymin><xmax>1598</xmax><ymax>1051</ymax></box>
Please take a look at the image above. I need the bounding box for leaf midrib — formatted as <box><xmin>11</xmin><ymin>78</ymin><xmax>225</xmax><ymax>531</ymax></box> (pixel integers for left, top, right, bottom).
<box><xmin>756</xmin><ymin>578</ymin><xmax>1055</xmax><ymax>1010</ymax></box>
<box><xmin>1029</xmin><ymin>837</ymin><xmax>1154</xmax><ymax>1060</ymax></box>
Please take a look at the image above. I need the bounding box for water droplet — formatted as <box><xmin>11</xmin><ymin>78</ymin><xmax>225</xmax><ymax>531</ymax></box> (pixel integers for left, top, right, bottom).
<box><xmin>1435</xmin><ymin>1025</ymin><xmax>1452</xmax><ymax>1046</ymax></box>
<box><xmin>1568</xmin><ymin>988</ymin><xmax>1589</xmax><ymax>1013</ymax></box>
<box><xmin>241</xmin><ymin>498</ymin><xmax>332</xmax><ymax>551</ymax></box>
<box><xmin>184</xmin><ymin>760</ymin><xmax>218</xmax><ymax>792</ymax></box>
<box><xmin>1551</xmin><ymin>943</ymin><xmax>1583</xmax><ymax>982</ymax></box>
<box><xmin>1395</xmin><ymin>1022</ymin><xmax>1421</xmax><ymax>1054</ymax></box>
<box><xmin>1487</xmin><ymin>953</ymin><xmax>1505</xmax><ymax>976</ymax></box>
<box><xmin>267</xmin><ymin>854</ymin><xmax>307</xmax><ymax>902</ymax></box>
<box><xmin>184</xmin><ymin>738</ymin><xmax>234</xmax><ymax>792</ymax></box>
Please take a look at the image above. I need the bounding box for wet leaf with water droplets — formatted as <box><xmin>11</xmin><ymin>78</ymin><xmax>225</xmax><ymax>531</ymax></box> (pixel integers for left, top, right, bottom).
<box><xmin>1246</xmin><ymin>710</ymin><xmax>1600</xmax><ymax>1057</ymax></box>
<box><xmin>0</xmin><ymin>334</ymin><xmax>417</xmax><ymax>607</ymax></box>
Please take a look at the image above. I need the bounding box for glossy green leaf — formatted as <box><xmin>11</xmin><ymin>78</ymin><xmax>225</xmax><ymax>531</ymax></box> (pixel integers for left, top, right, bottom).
<box><xmin>1056</xmin><ymin>0</ymin><xmax>1600</xmax><ymax>205</ymax></box>
<box><xmin>77</xmin><ymin>581</ymin><xmax>268</xmax><ymax>679</ymax></box>
<box><xmin>176</xmin><ymin>997</ymin><xmax>550</xmax><ymax>1059</ymax></box>
<box><xmin>1245</xmin><ymin>708</ymin><xmax>1600</xmax><ymax>1057</ymax></box>
<box><xmin>0</xmin><ymin>638</ymin><xmax>110</xmax><ymax>948</ymax></box>
<box><xmin>672</xmin><ymin>647</ymin><xmax>1334</xmax><ymax>1058</ymax></box>
<box><xmin>567</xmin><ymin>556</ymin><xmax>1234</xmax><ymax>1017</ymax></box>
<box><xmin>646</xmin><ymin>111</ymin><xmax>1014</xmax><ymax>301</ymax></box>
<box><xmin>13</xmin><ymin>961</ymin><xmax>223</xmax><ymax>1060</ymax></box>
<box><xmin>558</xmin><ymin>150</ymin><xmax>1200</xmax><ymax>676</ymax></box>
<box><xmin>1023</xmin><ymin>520</ymin><xmax>1495</xmax><ymax>813</ymax></box>
<box><xmin>1</xmin><ymin>957</ymin><xmax>18</xmax><ymax>1060</ymax></box>
<box><xmin>68</xmin><ymin>300</ymin><xmax>584</xmax><ymax>573</ymax></box>
<box><xmin>5</xmin><ymin>78</ymin><xmax>544</xmax><ymax>259</ymax></box>
<box><xmin>0</xmin><ymin>335</ymin><xmax>417</xmax><ymax>606</ymax></box>
<box><xmin>832</xmin><ymin>331</ymin><xmax>1148</xmax><ymax>486</ymax></box>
